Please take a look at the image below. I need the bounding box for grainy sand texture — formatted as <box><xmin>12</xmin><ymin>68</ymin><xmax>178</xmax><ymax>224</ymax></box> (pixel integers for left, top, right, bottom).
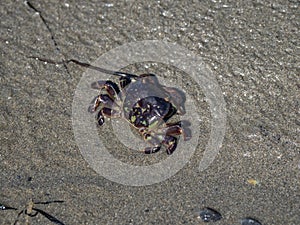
<box><xmin>1</xmin><ymin>1</ymin><xmax>299</xmax><ymax>224</ymax></box>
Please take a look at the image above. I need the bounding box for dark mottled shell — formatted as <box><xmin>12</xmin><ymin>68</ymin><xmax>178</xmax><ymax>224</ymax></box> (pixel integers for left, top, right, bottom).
<box><xmin>123</xmin><ymin>75</ymin><xmax>170</xmax><ymax>119</ymax></box>
<box><xmin>241</xmin><ymin>217</ymin><xmax>262</xmax><ymax>225</ymax></box>
<box><xmin>198</xmin><ymin>207</ymin><xmax>222</xmax><ymax>222</ymax></box>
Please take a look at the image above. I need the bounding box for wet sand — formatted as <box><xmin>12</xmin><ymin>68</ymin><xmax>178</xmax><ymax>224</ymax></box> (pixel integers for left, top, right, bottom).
<box><xmin>1</xmin><ymin>1</ymin><xmax>299</xmax><ymax>224</ymax></box>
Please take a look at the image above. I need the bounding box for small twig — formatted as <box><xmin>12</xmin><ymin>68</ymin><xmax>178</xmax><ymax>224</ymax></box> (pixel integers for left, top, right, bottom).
<box><xmin>29</xmin><ymin>56</ymin><xmax>139</xmax><ymax>78</ymax></box>
<box><xmin>0</xmin><ymin>204</ymin><xmax>18</xmax><ymax>211</ymax></box>
<box><xmin>1</xmin><ymin>199</ymin><xmax>65</xmax><ymax>225</ymax></box>
<box><xmin>25</xmin><ymin>1</ymin><xmax>70</xmax><ymax>74</ymax></box>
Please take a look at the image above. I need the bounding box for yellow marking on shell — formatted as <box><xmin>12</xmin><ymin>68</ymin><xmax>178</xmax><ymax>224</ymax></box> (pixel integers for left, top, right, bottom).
<box><xmin>149</xmin><ymin>120</ymin><xmax>159</xmax><ymax>129</ymax></box>
<box><xmin>131</xmin><ymin>115</ymin><xmax>136</xmax><ymax>122</ymax></box>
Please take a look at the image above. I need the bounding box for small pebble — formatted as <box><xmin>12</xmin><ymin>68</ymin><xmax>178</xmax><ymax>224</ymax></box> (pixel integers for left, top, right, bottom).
<box><xmin>241</xmin><ymin>217</ymin><xmax>262</xmax><ymax>225</ymax></box>
<box><xmin>198</xmin><ymin>207</ymin><xmax>222</xmax><ymax>222</ymax></box>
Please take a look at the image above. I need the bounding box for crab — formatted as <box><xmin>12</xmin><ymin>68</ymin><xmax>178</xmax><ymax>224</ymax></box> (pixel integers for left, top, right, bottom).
<box><xmin>29</xmin><ymin>57</ymin><xmax>191</xmax><ymax>154</ymax></box>
<box><xmin>88</xmin><ymin>68</ymin><xmax>192</xmax><ymax>155</ymax></box>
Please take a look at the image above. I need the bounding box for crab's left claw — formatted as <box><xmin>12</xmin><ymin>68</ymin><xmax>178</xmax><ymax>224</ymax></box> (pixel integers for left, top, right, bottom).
<box><xmin>162</xmin><ymin>136</ymin><xmax>178</xmax><ymax>155</ymax></box>
<box><xmin>143</xmin><ymin>146</ymin><xmax>161</xmax><ymax>154</ymax></box>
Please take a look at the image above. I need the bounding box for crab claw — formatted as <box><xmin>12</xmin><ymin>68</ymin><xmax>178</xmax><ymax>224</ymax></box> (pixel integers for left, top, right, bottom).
<box><xmin>144</xmin><ymin>146</ymin><xmax>161</xmax><ymax>154</ymax></box>
<box><xmin>163</xmin><ymin>136</ymin><xmax>178</xmax><ymax>155</ymax></box>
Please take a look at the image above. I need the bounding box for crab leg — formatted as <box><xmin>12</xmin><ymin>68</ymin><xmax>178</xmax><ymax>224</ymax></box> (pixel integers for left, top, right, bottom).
<box><xmin>142</xmin><ymin>121</ymin><xmax>191</xmax><ymax>155</ymax></box>
<box><xmin>139</xmin><ymin>129</ymin><xmax>162</xmax><ymax>154</ymax></box>
<box><xmin>119</xmin><ymin>76</ymin><xmax>132</xmax><ymax>89</ymax></box>
<box><xmin>162</xmin><ymin>135</ymin><xmax>178</xmax><ymax>155</ymax></box>
<box><xmin>88</xmin><ymin>94</ymin><xmax>121</xmax><ymax>126</ymax></box>
<box><xmin>159</xmin><ymin>121</ymin><xmax>192</xmax><ymax>141</ymax></box>
<box><xmin>91</xmin><ymin>80</ymin><xmax>120</xmax><ymax>100</ymax></box>
<box><xmin>96</xmin><ymin>108</ymin><xmax>121</xmax><ymax>126</ymax></box>
<box><xmin>88</xmin><ymin>94</ymin><xmax>115</xmax><ymax>113</ymax></box>
<box><xmin>144</xmin><ymin>146</ymin><xmax>161</xmax><ymax>154</ymax></box>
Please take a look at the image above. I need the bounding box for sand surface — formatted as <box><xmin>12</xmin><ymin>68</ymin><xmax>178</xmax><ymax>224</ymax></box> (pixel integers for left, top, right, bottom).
<box><xmin>1</xmin><ymin>1</ymin><xmax>299</xmax><ymax>224</ymax></box>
